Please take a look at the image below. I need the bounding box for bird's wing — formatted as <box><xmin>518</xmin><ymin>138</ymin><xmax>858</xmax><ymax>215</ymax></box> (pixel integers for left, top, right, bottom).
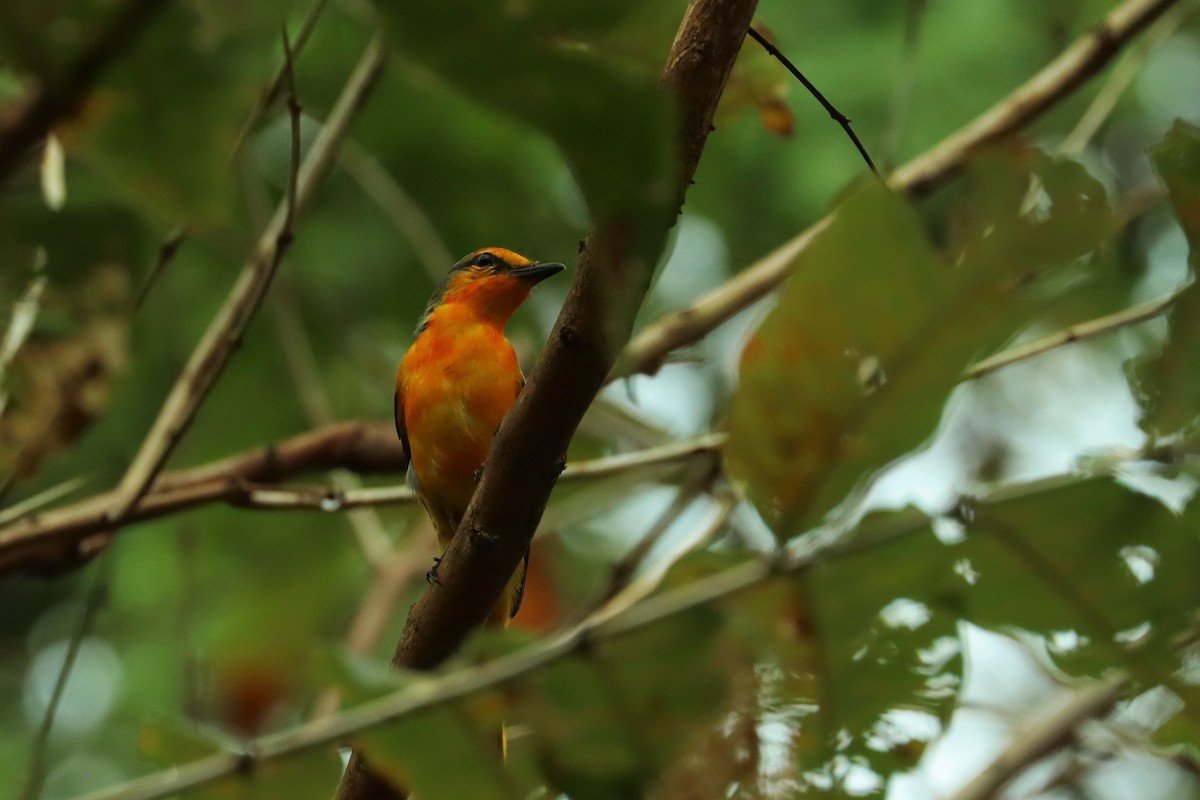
<box><xmin>394</xmin><ymin>381</ymin><xmax>410</xmax><ymax>465</ymax></box>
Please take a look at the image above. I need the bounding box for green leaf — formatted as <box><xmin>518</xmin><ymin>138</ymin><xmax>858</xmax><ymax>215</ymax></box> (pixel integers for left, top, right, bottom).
<box><xmin>800</xmin><ymin>476</ymin><xmax>1200</xmax><ymax>778</ymax></box>
<box><xmin>374</xmin><ymin>2</ymin><xmax>675</xmax><ymax>264</ymax></box>
<box><xmin>965</xmin><ymin>477</ymin><xmax>1200</xmax><ymax>701</ymax></box>
<box><xmin>357</xmin><ymin>706</ymin><xmax>512</xmax><ymax>800</ymax></box>
<box><xmin>805</xmin><ymin>523</ymin><xmax>959</xmax><ymax>781</ymax></box>
<box><xmin>66</xmin><ymin>1</ymin><xmax>293</xmax><ymax>227</ymax></box>
<box><xmin>727</xmin><ymin>150</ymin><xmax>1123</xmax><ymax>537</ymax></box>
<box><xmin>519</xmin><ymin>605</ymin><xmax>728</xmax><ymax>798</ymax></box>
<box><xmin>725</xmin><ymin>183</ymin><xmax>977</xmax><ymax>535</ymax></box>
<box><xmin>1137</xmin><ymin>121</ymin><xmax>1200</xmax><ymax>437</ymax></box>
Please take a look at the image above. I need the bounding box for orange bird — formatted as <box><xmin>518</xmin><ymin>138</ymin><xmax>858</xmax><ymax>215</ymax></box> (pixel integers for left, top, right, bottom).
<box><xmin>395</xmin><ymin>247</ymin><xmax>564</xmax><ymax>626</ymax></box>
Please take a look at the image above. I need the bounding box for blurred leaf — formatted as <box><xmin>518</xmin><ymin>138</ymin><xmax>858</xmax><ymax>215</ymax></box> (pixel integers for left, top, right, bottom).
<box><xmin>1137</xmin><ymin>121</ymin><xmax>1200</xmax><ymax>437</ymax></box>
<box><xmin>728</xmin><ymin>150</ymin><xmax>1123</xmax><ymax>537</ymax></box>
<box><xmin>55</xmin><ymin>0</ymin><xmax>294</xmax><ymax>227</ymax></box>
<box><xmin>966</xmin><ymin>478</ymin><xmax>1200</xmax><ymax>697</ymax></box>
<box><xmin>716</xmin><ymin>23</ymin><xmax>793</xmax><ymax>137</ymax></box>
<box><xmin>0</xmin><ymin>265</ymin><xmax>129</xmax><ymax>483</ymax></box>
<box><xmin>375</xmin><ymin>2</ymin><xmax>675</xmax><ymax>263</ymax></box>
<box><xmin>357</xmin><ymin>706</ymin><xmax>511</xmax><ymax>800</ymax></box>
<box><xmin>805</xmin><ymin>525</ymin><xmax>959</xmax><ymax>782</ymax></box>
<box><xmin>726</xmin><ymin>183</ymin><xmax>969</xmax><ymax>536</ymax></box>
<box><xmin>800</xmin><ymin>476</ymin><xmax>1200</xmax><ymax>779</ymax></box>
<box><xmin>948</xmin><ymin>148</ymin><xmax>1118</xmax><ymax>280</ymax></box>
<box><xmin>524</xmin><ymin>655</ymin><xmax>643</xmax><ymax>798</ymax></box>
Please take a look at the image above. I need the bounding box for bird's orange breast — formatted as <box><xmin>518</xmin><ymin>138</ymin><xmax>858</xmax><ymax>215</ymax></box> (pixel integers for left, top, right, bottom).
<box><xmin>398</xmin><ymin>310</ymin><xmax>522</xmax><ymax>532</ymax></box>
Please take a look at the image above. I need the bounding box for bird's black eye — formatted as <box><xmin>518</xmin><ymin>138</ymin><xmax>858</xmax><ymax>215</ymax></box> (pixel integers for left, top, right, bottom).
<box><xmin>475</xmin><ymin>252</ymin><xmax>497</xmax><ymax>268</ymax></box>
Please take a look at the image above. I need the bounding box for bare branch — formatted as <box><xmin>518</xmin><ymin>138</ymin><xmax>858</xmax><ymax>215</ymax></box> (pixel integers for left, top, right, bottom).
<box><xmin>230</xmin><ymin>0</ymin><xmax>333</xmax><ymax>158</ymax></box>
<box><xmin>103</xmin><ymin>36</ymin><xmax>386</xmax><ymax>529</ymax></box>
<box><xmin>964</xmin><ymin>292</ymin><xmax>1179</xmax><ymax>380</ymax></box>
<box><xmin>339</xmin><ymin>141</ymin><xmax>455</xmax><ymax>282</ymax></box>
<box><xmin>614</xmin><ymin>0</ymin><xmax>1183</xmax><ymax>381</ymax></box>
<box><xmin>1059</xmin><ymin>1</ymin><xmax>1196</xmax><ymax>155</ymax></box>
<box><xmin>132</xmin><ymin>227</ymin><xmax>186</xmax><ymax>312</ymax></box>
<box><xmin>747</xmin><ymin>27</ymin><xmax>878</xmax><ymax>176</ymax></box>
<box><xmin>280</xmin><ymin>28</ymin><xmax>303</xmax><ymax>241</ymax></box>
<box><xmin>0</xmin><ymin>428</ymin><xmax>722</xmax><ymax>574</ymax></box>
<box><xmin>0</xmin><ymin>0</ymin><xmax>170</xmax><ymax>187</ymax></box>
<box><xmin>949</xmin><ymin>672</ymin><xmax>1130</xmax><ymax>800</ymax></box>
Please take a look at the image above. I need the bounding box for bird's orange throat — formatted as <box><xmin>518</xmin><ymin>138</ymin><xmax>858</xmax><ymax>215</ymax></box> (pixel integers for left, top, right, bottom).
<box><xmin>437</xmin><ymin>273</ymin><xmax>535</xmax><ymax>327</ymax></box>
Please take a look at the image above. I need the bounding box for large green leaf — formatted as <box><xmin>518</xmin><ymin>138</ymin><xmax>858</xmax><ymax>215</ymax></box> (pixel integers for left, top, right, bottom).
<box><xmin>727</xmin><ymin>150</ymin><xmax>1123</xmax><ymax>538</ymax></box>
<box><xmin>800</xmin><ymin>476</ymin><xmax>1200</xmax><ymax>781</ymax></box>
<box><xmin>373</xmin><ymin>2</ymin><xmax>676</xmax><ymax>265</ymax></box>
<box><xmin>1137</xmin><ymin>121</ymin><xmax>1200</xmax><ymax>437</ymax></box>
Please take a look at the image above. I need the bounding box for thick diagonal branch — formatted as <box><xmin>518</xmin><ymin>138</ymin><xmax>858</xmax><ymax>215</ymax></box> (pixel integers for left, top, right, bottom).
<box><xmin>334</xmin><ymin>1</ymin><xmax>759</xmax><ymax>798</ymax></box>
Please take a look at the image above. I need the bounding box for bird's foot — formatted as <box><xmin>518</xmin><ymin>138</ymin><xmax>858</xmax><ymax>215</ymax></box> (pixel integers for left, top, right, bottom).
<box><xmin>473</xmin><ymin>465</ymin><xmax>484</xmax><ymax>482</ymax></box>
<box><xmin>426</xmin><ymin>556</ymin><xmax>443</xmax><ymax>585</ymax></box>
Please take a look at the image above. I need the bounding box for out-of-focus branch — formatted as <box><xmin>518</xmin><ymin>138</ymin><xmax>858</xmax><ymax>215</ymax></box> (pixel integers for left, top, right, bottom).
<box><xmin>335</xmin><ymin>2</ymin><xmax>760</xmax><ymax>796</ymax></box>
<box><xmin>1059</xmin><ymin>1</ymin><xmax>1195</xmax><ymax>155</ymax></box>
<box><xmin>948</xmin><ymin>672</ymin><xmax>1130</xmax><ymax>800</ymax></box>
<box><xmin>230</xmin><ymin>0</ymin><xmax>333</xmax><ymax>157</ymax></box>
<box><xmin>102</xmin><ymin>36</ymin><xmax>386</xmax><ymax>533</ymax></box>
<box><xmin>614</xmin><ymin>0</ymin><xmax>1182</xmax><ymax>381</ymax></box>
<box><xmin>964</xmin><ymin>291</ymin><xmax>1180</xmax><ymax>380</ymax></box>
<box><xmin>0</xmin><ymin>0</ymin><xmax>170</xmax><ymax>186</ymax></box>
<box><xmin>0</xmin><ymin>420</ymin><xmax>402</xmax><ymax>574</ymax></box>
<box><xmin>340</xmin><ymin>141</ymin><xmax>454</xmax><ymax>282</ymax></box>
<box><xmin>0</xmin><ymin>428</ymin><xmax>723</xmax><ymax>574</ymax></box>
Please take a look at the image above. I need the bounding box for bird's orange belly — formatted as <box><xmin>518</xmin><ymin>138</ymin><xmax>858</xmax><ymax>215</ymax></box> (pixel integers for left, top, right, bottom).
<box><xmin>403</xmin><ymin>346</ymin><xmax>520</xmax><ymax>534</ymax></box>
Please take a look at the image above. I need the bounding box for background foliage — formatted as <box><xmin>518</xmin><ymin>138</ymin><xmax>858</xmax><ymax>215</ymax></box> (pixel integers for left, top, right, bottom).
<box><xmin>1</xmin><ymin>0</ymin><xmax>1199</xmax><ymax>798</ymax></box>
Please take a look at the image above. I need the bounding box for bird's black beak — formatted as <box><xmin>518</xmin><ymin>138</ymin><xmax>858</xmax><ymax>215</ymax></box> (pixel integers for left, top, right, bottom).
<box><xmin>511</xmin><ymin>262</ymin><xmax>565</xmax><ymax>284</ymax></box>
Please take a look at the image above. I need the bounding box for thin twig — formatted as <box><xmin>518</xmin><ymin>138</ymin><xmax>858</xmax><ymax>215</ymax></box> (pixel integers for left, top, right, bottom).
<box><xmin>590</xmin><ymin>486</ymin><xmax>740</xmax><ymax>624</ymax></box>
<box><xmin>746</xmin><ymin>26</ymin><xmax>878</xmax><ymax>176</ymax></box>
<box><xmin>1058</xmin><ymin>1</ymin><xmax>1195</xmax><ymax>156</ymax></box>
<box><xmin>340</xmin><ymin>141</ymin><xmax>454</xmax><ymax>281</ymax></box>
<box><xmin>104</xmin><ymin>36</ymin><xmax>386</xmax><ymax>529</ymax></box>
<box><xmin>0</xmin><ymin>0</ymin><xmax>170</xmax><ymax>187</ymax></box>
<box><xmin>280</xmin><ymin>28</ymin><xmax>302</xmax><ymax>239</ymax></box>
<box><xmin>615</xmin><ymin>0</ymin><xmax>1182</xmax><ymax>381</ymax></box>
<box><xmin>881</xmin><ymin>0</ymin><xmax>928</xmax><ymax>168</ymax></box>
<box><xmin>591</xmin><ymin>461</ymin><xmax>718</xmax><ymax>611</ymax></box>
<box><xmin>0</xmin><ymin>476</ymin><xmax>90</xmax><ymax>528</ymax></box>
<box><xmin>0</xmin><ymin>430</ymin><xmax>723</xmax><ymax>574</ymax></box>
<box><xmin>948</xmin><ymin>672</ymin><xmax>1130</xmax><ymax>800</ymax></box>
<box><xmin>21</xmin><ymin>557</ymin><xmax>111</xmax><ymax>800</ymax></box>
<box><xmin>132</xmin><ymin>227</ymin><xmax>186</xmax><ymax>312</ymax></box>
<box><xmin>964</xmin><ymin>291</ymin><xmax>1179</xmax><ymax>380</ymax></box>
<box><xmin>230</xmin><ymin>0</ymin><xmax>332</xmax><ymax>158</ymax></box>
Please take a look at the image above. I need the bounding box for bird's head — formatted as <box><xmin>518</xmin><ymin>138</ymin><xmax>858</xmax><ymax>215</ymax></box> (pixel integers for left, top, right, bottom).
<box><xmin>419</xmin><ymin>247</ymin><xmax>564</xmax><ymax>331</ymax></box>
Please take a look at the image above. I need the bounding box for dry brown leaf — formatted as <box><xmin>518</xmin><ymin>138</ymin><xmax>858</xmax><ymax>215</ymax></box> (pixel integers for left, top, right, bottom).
<box><xmin>0</xmin><ymin>264</ymin><xmax>129</xmax><ymax>482</ymax></box>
